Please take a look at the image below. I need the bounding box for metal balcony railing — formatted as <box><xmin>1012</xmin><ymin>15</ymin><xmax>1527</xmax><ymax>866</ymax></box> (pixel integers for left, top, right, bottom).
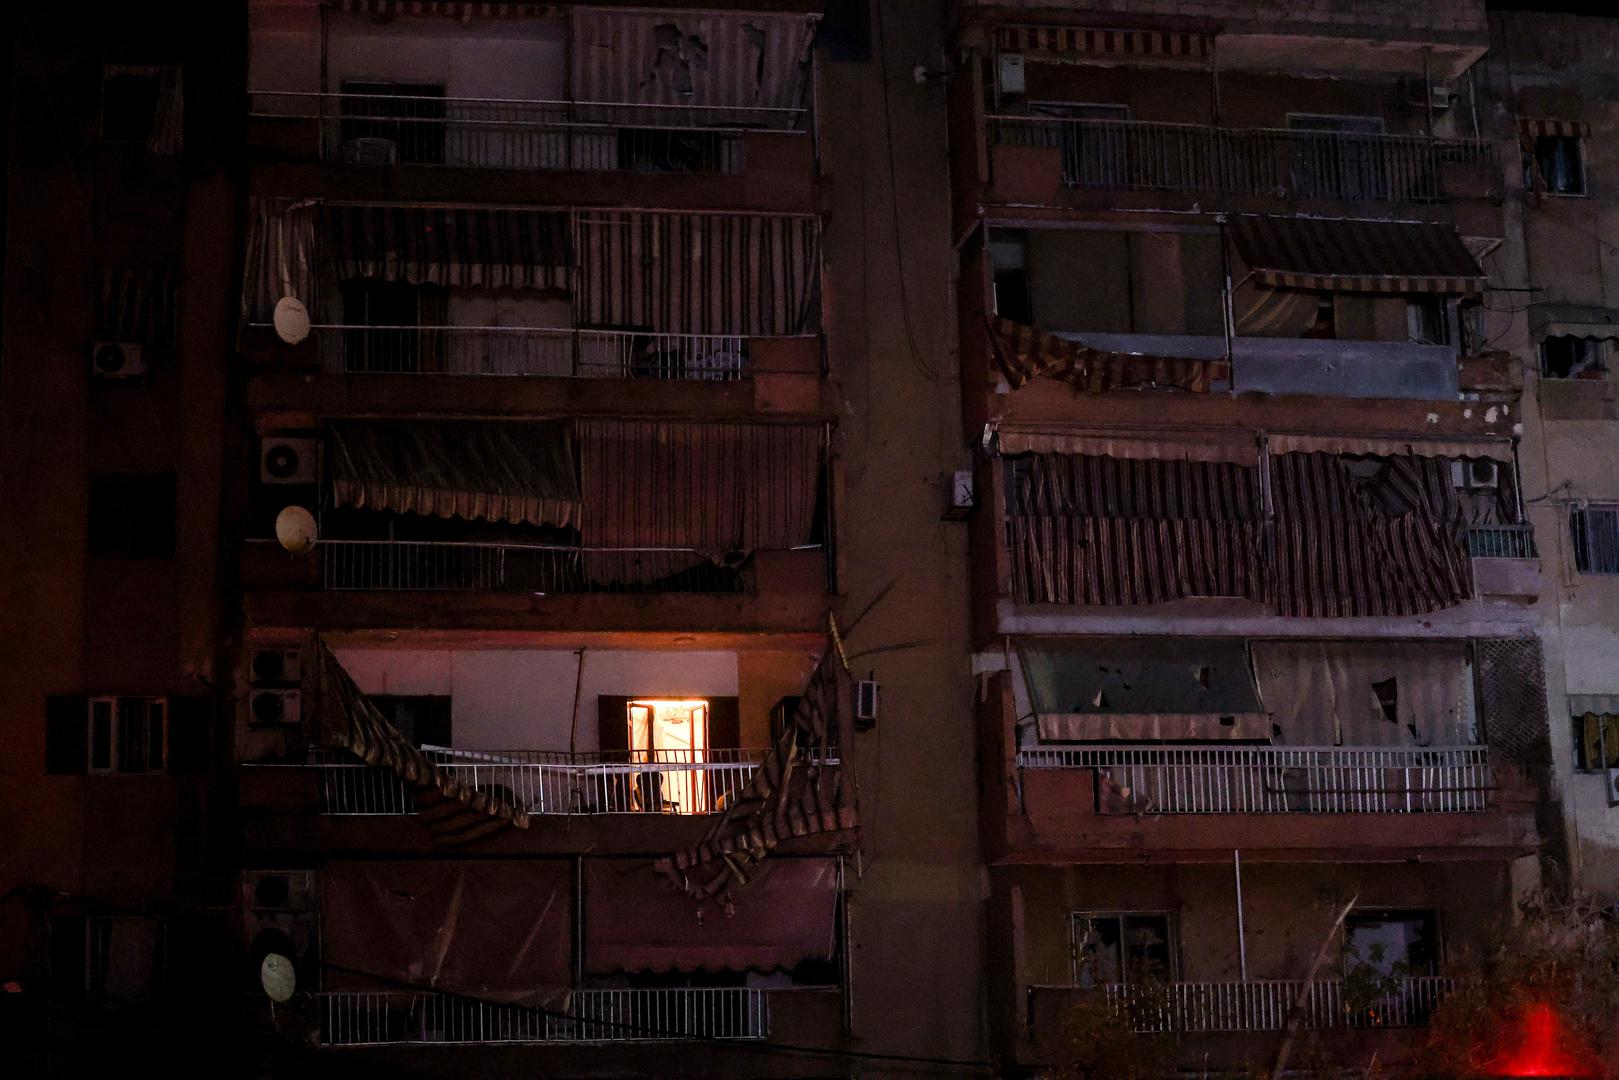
<box><xmin>318</xmin><ymin>540</ymin><xmax>750</xmax><ymax>594</ymax></box>
<box><xmin>319</xmin><ymin>987</ymin><xmax>771</xmax><ymax>1045</ymax></box>
<box><xmin>251</xmin><ymin>91</ymin><xmax>807</xmax><ymax>174</ymax></box>
<box><xmin>305</xmin><ymin>324</ymin><xmax>752</xmax><ymax>380</ymax></box>
<box><xmin>1466</xmin><ymin>523</ymin><xmax>1539</xmax><ymax>560</ymax></box>
<box><xmin>1017</xmin><ymin>745</ymin><xmax>1493</xmax><ymax>813</ymax></box>
<box><xmin>309</xmin><ymin>748</ymin><xmax>775</xmax><ymax>817</ymax></box>
<box><xmin>1092</xmin><ymin>976</ymin><xmax>1455</xmax><ymax>1033</ymax></box>
<box><xmin>987</xmin><ymin>115</ymin><xmax>1493</xmax><ymax>203</ymax></box>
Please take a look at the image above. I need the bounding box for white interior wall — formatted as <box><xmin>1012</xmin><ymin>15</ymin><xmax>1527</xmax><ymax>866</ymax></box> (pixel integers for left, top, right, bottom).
<box><xmin>334</xmin><ymin>648</ymin><xmax>740</xmax><ymax>751</ymax></box>
<box><xmin>328</xmin><ymin>15</ymin><xmax>566</xmax><ymax>100</ymax></box>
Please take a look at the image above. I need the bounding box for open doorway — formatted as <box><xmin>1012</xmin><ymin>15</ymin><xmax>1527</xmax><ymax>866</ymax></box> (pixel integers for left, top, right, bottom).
<box><xmin>627</xmin><ymin>699</ymin><xmax>710</xmax><ymax>813</ymax></box>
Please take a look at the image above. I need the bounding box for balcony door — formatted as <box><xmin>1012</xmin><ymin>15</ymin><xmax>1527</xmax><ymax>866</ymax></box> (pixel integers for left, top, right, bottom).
<box><xmin>1030</xmin><ymin>102</ymin><xmax>1129</xmax><ymax>189</ymax></box>
<box><xmin>339</xmin><ymin>80</ymin><xmax>446</xmax><ymax>165</ymax></box>
<box><xmin>597</xmin><ymin>695</ymin><xmax>740</xmax><ymax>814</ymax></box>
<box><xmin>1287</xmin><ymin>114</ymin><xmax>1385</xmax><ymax>201</ymax></box>
<box><xmin>1069</xmin><ymin>911</ymin><xmax>1176</xmax><ymax>988</ymax></box>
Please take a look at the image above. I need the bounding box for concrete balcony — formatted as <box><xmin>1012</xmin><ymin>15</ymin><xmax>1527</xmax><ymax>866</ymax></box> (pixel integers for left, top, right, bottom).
<box><xmin>983</xmin><ymin>117</ymin><xmax>1495</xmax><ymax>211</ymax></box>
<box><xmin>1468</xmin><ymin>524</ymin><xmax>1541</xmax><ymax>602</ymax></box>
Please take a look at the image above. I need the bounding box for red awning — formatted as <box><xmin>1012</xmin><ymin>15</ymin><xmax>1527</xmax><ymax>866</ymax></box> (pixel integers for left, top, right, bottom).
<box><xmin>323</xmin><ymin>860</ymin><xmax>572</xmax><ymax>1005</ymax></box>
<box><xmin>1229</xmin><ymin>215</ymin><xmax>1486</xmax><ymax>296</ymax></box>
<box><xmin>585</xmin><ymin>858</ymin><xmax>838</xmax><ymax>974</ymax></box>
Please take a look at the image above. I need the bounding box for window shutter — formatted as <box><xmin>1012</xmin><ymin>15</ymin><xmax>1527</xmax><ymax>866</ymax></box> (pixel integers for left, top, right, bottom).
<box><xmin>597</xmin><ymin>696</ymin><xmax>631</xmax><ymax>761</ymax></box>
<box><xmin>709</xmin><ymin>696</ymin><xmax>741</xmax><ymax>750</ymax></box>
<box><xmin>45</xmin><ymin>695</ymin><xmax>89</xmax><ymax>774</ymax></box>
<box><xmin>168</xmin><ymin>696</ymin><xmax>212</xmax><ymax>774</ymax></box>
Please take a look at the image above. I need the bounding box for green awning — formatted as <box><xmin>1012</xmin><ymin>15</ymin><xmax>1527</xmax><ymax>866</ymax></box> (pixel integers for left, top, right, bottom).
<box><xmin>328</xmin><ymin>420</ymin><xmax>580</xmax><ymax>528</ymax></box>
<box><xmin>1017</xmin><ymin>637</ymin><xmax>1270</xmax><ymax>741</ymax></box>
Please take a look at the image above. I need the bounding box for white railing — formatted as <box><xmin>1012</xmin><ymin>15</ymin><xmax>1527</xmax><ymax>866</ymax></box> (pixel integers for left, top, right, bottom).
<box><xmin>304</xmin><ymin>324</ymin><xmax>751</xmax><ymax>380</ymax></box>
<box><xmin>1093</xmin><ymin>976</ymin><xmax>1454</xmax><ymax>1033</ymax></box>
<box><xmin>251</xmin><ymin>91</ymin><xmax>808</xmax><ymax>173</ymax></box>
<box><xmin>311</xmin><ymin>747</ymin><xmax>771</xmax><ymax>817</ymax></box>
<box><xmin>319</xmin><ymin>540</ymin><xmax>746</xmax><ymax>593</ymax></box>
<box><xmin>319</xmin><ymin>987</ymin><xmax>771</xmax><ymax>1045</ymax></box>
<box><xmin>987</xmin><ymin>115</ymin><xmax>1492</xmax><ymax>203</ymax></box>
<box><xmin>1466</xmin><ymin>523</ymin><xmax>1539</xmax><ymax>560</ymax></box>
<box><xmin>1017</xmin><ymin>745</ymin><xmax>1493</xmax><ymax>813</ymax></box>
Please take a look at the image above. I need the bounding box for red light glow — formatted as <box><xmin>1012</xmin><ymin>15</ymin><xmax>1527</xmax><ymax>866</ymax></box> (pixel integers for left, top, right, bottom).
<box><xmin>1491</xmin><ymin>1003</ymin><xmax>1595</xmax><ymax>1078</ymax></box>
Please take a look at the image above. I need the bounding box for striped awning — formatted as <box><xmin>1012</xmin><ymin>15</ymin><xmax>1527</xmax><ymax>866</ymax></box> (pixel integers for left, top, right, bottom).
<box><xmin>988</xmin><ymin>316</ymin><xmax>1228</xmax><ymax>393</ymax></box>
<box><xmin>1228</xmin><ymin>216</ymin><xmax>1487</xmax><ymax>297</ymax></box>
<box><xmin>322</xmin><ymin>204</ymin><xmax>572</xmax><ymax>290</ymax></box>
<box><xmin>329</xmin><ymin>1</ymin><xmax>552</xmax><ymax>16</ymax></box>
<box><xmin>327</xmin><ymin>420</ymin><xmax>581</xmax><ymax>528</ymax></box>
<box><xmin>996</xmin><ymin>24</ymin><xmax>1211</xmax><ymax>62</ymax></box>
<box><xmin>317</xmin><ymin>645</ymin><xmax>529</xmax><ymax>841</ymax></box>
<box><xmin>1265</xmin><ymin>433</ymin><xmax>1512</xmax><ymax>461</ymax></box>
<box><xmin>1521</xmin><ymin>118</ymin><xmax>1592</xmax><ymax>140</ymax></box>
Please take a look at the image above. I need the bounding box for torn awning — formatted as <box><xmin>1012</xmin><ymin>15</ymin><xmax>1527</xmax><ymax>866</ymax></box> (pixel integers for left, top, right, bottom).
<box><xmin>1250</xmin><ymin>640</ymin><xmax>1475</xmax><ymax>747</ymax></box>
<box><xmin>322</xmin><ymin>204</ymin><xmax>572</xmax><ymax>290</ymax></box>
<box><xmin>1018</xmin><ymin>638</ymin><xmax>1270</xmax><ymax>741</ymax></box>
<box><xmin>316</xmin><ymin>644</ymin><xmax>529</xmax><ymax>837</ymax></box>
<box><xmin>585</xmin><ymin>858</ymin><xmax>837</xmax><ymax>974</ymax></box>
<box><xmin>1228</xmin><ymin>216</ymin><xmax>1486</xmax><ymax>297</ymax></box>
<box><xmin>324</xmin><ymin>860</ymin><xmax>569</xmax><ymax>1005</ymax></box>
<box><xmin>1265</xmin><ymin>433</ymin><xmax>1512</xmax><ymax>461</ymax></box>
<box><xmin>328</xmin><ymin>420</ymin><xmax>580</xmax><ymax>527</ymax></box>
<box><xmin>988</xmin><ymin>316</ymin><xmax>1228</xmax><ymax>393</ymax></box>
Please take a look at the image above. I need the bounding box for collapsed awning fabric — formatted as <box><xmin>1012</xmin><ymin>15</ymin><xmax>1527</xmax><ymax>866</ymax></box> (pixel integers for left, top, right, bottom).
<box><xmin>996</xmin><ymin>427</ymin><xmax>1257</xmax><ymax>464</ymax></box>
<box><xmin>1006</xmin><ymin>453</ymin><xmax>1267</xmax><ymax>607</ymax></box>
<box><xmin>1270</xmin><ymin>452</ymin><xmax>1473</xmax><ymax>618</ymax></box>
<box><xmin>995</xmin><ymin>24</ymin><xmax>1211</xmax><ymax>62</ymax></box>
<box><xmin>571</xmin><ymin>10</ymin><xmax>818</xmax><ymax>114</ymax></box>
<box><xmin>242</xmin><ymin>198</ymin><xmax>319</xmax><ymax>323</ymax></box>
<box><xmin>323</xmin><ymin>204</ymin><xmax>572</xmax><ymax>290</ymax></box>
<box><xmin>1228</xmin><ymin>216</ymin><xmax>1487</xmax><ymax>297</ymax></box>
<box><xmin>1266</xmin><ymin>433</ymin><xmax>1513</xmax><ymax>462</ymax></box>
<box><xmin>1018</xmin><ymin>638</ymin><xmax>1270</xmax><ymax>742</ymax></box>
<box><xmin>574</xmin><ymin>211</ymin><xmax>820</xmax><ymax>335</ymax></box>
<box><xmin>323</xmin><ymin>860</ymin><xmax>569</xmax><ymax>1005</ymax></box>
<box><xmin>577</xmin><ymin>419</ymin><xmax>820</xmax><ymax>583</ymax></box>
<box><xmin>316</xmin><ymin>644</ymin><xmax>530</xmax><ymax>838</ymax></box>
<box><xmin>1521</xmin><ymin>119</ymin><xmax>1592</xmax><ymax>140</ymax></box>
<box><xmin>585</xmin><ymin>858</ymin><xmax>837</xmax><ymax>974</ymax></box>
<box><xmin>328</xmin><ymin>420</ymin><xmax>580</xmax><ymax>527</ymax></box>
<box><xmin>1251</xmin><ymin>640</ymin><xmax>1474</xmax><ymax>747</ymax></box>
<box><xmin>656</xmin><ymin>646</ymin><xmax>857</xmax><ymax>902</ymax></box>
<box><xmin>988</xmin><ymin>316</ymin><xmax>1227</xmax><ymax>394</ymax></box>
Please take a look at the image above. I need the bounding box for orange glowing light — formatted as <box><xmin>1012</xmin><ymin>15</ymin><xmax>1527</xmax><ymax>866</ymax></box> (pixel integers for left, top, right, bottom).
<box><xmin>1492</xmin><ymin>1003</ymin><xmax>1594</xmax><ymax>1078</ymax></box>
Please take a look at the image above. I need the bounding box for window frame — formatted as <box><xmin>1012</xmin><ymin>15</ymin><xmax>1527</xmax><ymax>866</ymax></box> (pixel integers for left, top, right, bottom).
<box><xmin>1571</xmin><ymin>504</ymin><xmax>1619</xmax><ymax>575</ymax></box>
<box><xmin>1526</xmin><ymin>133</ymin><xmax>1587</xmax><ymax>198</ymax></box>
<box><xmin>1068</xmin><ymin>909</ymin><xmax>1179</xmax><ymax>987</ymax></box>
<box><xmin>1342</xmin><ymin>907</ymin><xmax>1442</xmax><ymax>978</ymax></box>
<box><xmin>1572</xmin><ymin>711</ymin><xmax>1619</xmax><ymax>772</ymax></box>
<box><xmin>86</xmin><ymin>695</ymin><xmax>168</xmax><ymax>775</ymax></box>
<box><xmin>1539</xmin><ymin>334</ymin><xmax>1609</xmax><ymax>380</ymax></box>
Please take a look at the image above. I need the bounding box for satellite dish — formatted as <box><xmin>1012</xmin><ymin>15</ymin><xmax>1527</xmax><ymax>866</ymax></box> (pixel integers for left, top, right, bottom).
<box><xmin>260</xmin><ymin>952</ymin><xmax>296</xmax><ymax>1003</ymax></box>
<box><xmin>272</xmin><ymin>296</ymin><xmax>311</xmax><ymax>345</ymax></box>
<box><xmin>275</xmin><ymin>505</ymin><xmax>318</xmax><ymax>554</ymax></box>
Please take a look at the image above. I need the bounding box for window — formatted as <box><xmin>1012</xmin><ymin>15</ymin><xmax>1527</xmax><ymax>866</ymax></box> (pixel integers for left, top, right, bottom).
<box><xmin>627</xmin><ymin>699</ymin><xmax>711</xmax><ymax>814</ymax></box>
<box><xmin>369</xmin><ymin>695</ymin><xmax>451</xmax><ymax>748</ymax></box>
<box><xmin>990</xmin><ymin>231</ymin><xmax>1032</xmax><ymax>325</ymax></box>
<box><xmin>1069</xmin><ymin>912</ymin><xmax>1175</xmax><ymax>988</ymax></box>
<box><xmin>88</xmin><ymin>473</ymin><xmax>176</xmax><ymax>558</ymax></box>
<box><xmin>1526</xmin><ymin>135</ymin><xmax>1585</xmax><ymax>196</ymax></box>
<box><xmin>1343</xmin><ymin>910</ymin><xmax>1439</xmax><ymax>977</ymax></box>
<box><xmin>1029</xmin><ymin>103</ymin><xmax>1128</xmax><ymax>190</ymax></box>
<box><xmin>85</xmin><ymin>916</ymin><xmax>165</xmax><ymax>1003</ymax></box>
<box><xmin>88</xmin><ymin>696</ymin><xmax>167</xmax><ymax>774</ymax></box>
<box><xmin>1571</xmin><ymin>505</ymin><xmax>1619</xmax><ymax>574</ymax></box>
<box><xmin>1287</xmin><ymin>115</ymin><xmax>1386</xmax><ymax>201</ymax></box>
<box><xmin>1574</xmin><ymin>712</ymin><xmax>1619</xmax><ymax>771</ymax></box>
<box><xmin>101</xmin><ymin>68</ymin><xmax>163</xmax><ymax>144</ymax></box>
<box><xmin>1406</xmin><ymin>296</ymin><xmax>1454</xmax><ymax>347</ymax></box>
<box><xmin>1540</xmin><ymin>335</ymin><xmax>1608</xmax><ymax>379</ymax></box>
<box><xmin>339</xmin><ymin>81</ymin><xmax>446</xmax><ymax>164</ymax></box>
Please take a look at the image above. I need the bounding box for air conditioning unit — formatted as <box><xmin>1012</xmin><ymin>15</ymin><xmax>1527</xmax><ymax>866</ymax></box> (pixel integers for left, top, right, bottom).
<box><xmin>998</xmin><ymin>52</ymin><xmax>1026</xmax><ymax>96</ymax></box>
<box><xmin>250</xmin><ymin>648</ymin><xmax>302</xmax><ymax>686</ymax></box>
<box><xmin>260</xmin><ymin>437</ymin><xmax>320</xmax><ymax>485</ymax></box>
<box><xmin>248</xmin><ymin>688</ymin><xmax>301</xmax><ymax>728</ymax></box>
<box><xmin>853</xmin><ymin>679</ymin><xmax>879</xmax><ymax>731</ymax></box>
<box><xmin>91</xmin><ymin>341</ymin><xmax>146</xmax><ymax>379</ymax></box>
<box><xmin>1452</xmin><ymin>459</ymin><xmax>1500</xmax><ymax>491</ymax></box>
<box><xmin>342</xmin><ymin>136</ymin><xmax>398</xmax><ymax>165</ymax></box>
<box><xmin>1606</xmin><ymin>768</ymin><xmax>1619</xmax><ymax>807</ymax></box>
<box><xmin>943</xmin><ymin>469</ymin><xmax>976</xmax><ymax>521</ymax></box>
<box><xmin>243</xmin><ymin>869</ymin><xmax>317</xmax><ymax>912</ymax></box>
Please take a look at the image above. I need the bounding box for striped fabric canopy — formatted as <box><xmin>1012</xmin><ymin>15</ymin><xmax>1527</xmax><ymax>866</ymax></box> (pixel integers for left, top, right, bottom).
<box><xmin>1521</xmin><ymin>118</ymin><xmax>1592</xmax><ymax>139</ymax></box>
<box><xmin>988</xmin><ymin>316</ymin><xmax>1228</xmax><ymax>393</ymax></box>
<box><xmin>316</xmin><ymin>644</ymin><xmax>530</xmax><ymax>842</ymax></box>
<box><xmin>330</xmin><ymin>1</ymin><xmax>552</xmax><ymax>16</ymax></box>
<box><xmin>1228</xmin><ymin>215</ymin><xmax>1487</xmax><ymax>297</ymax></box>
<box><xmin>996</xmin><ymin>24</ymin><xmax>1211</xmax><ymax>62</ymax></box>
<box><xmin>655</xmin><ymin>640</ymin><xmax>857</xmax><ymax>904</ymax></box>
<box><xmin>322</xmin><ymin>204</ymin><xmax>572</xmax><ymax>290</ymax></box>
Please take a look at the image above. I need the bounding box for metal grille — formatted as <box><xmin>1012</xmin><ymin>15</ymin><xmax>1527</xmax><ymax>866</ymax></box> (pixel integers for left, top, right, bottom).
<box><xmin>319</xmin><ymin>541</ymin><xmax>747</xmax><ymax>594</ymax></box>
<box><xmin>1475</xmin><ymin>637</ymin><xmax>1550</xmax><ymax>769</ymax></box>
<box><xmin>1571</xmin><ymin>506</ymin><xmax>1619</xmax><ymax>574</ymax></box>
<box><xmin>1466</xmin><ymin>523</ymin><xmax>1539</xmax><ymax>560</ymax></box>
<box><xmin>1097</xmin><ymin>977</ymin><xmax>1453</xmax><ymax>1033</ymax></box>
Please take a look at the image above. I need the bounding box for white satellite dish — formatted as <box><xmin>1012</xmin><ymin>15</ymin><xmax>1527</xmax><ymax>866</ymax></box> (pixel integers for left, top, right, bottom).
<box><xmin>272</xmin><ymin>296</ymin><xmax>311</xmax><ymax>345</ymax></box>
<box><xmin>260</xmin><ymin>952</ymin><xmax>296</xmax><ymax>1003</ymax></box>
<box><xmin>275</xmin><ymin>505</ymin><xmax>318</xmax><ymax>554</ymax></box>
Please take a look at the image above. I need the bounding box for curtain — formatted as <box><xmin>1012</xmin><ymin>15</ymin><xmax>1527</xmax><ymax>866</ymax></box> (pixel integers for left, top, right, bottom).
<box><xmin>148</xmin><ymin>66</ymin><xmax>184</xmax><ymax>156</ymax></box>
<box><xmin>1232</xmin><ymin>280</ymin><xmax>1320</xmax><ymax>338</ymax></box>
<box><xmin>323</xmin><ymin>205</ymin><xmax>572</xmax><ymax>291</ymax></box>
<box><xmin>1006</xmin><ymin>454</ymin><xmax>1266</xmax><ymax>606</ymax></box>
<box><xmin>99</xmin><ymin>263</ymin><xmax>177</xmax><ymax>345</ymax></box>
<box><xmin>1251</xmin><ymin>640</ymin><xmax>1474</xmax><ymax>747</ymax></box>
<box><xmin>241</xmin><ymin>198</ymin><xmax>319</xmax><ymax>323</ymax></box>
<box><xmin>987</xmin><ymin>316</ymin><xmax>1228</xmax><ymax>393</ymax></box>
<box><xmin>572</xmin><ymin>211</ymin><xmax>820</xmax><ymax>335</ymax></box>
<box><xmin>1271</xmin><ymin>453</ymin><xmax>1473</xmax><ymax>618</ymax></box>
<box><xmin>576</xmin><ymin>420</ymin><xmax>820</xmax><ymax>583</ymax></box>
